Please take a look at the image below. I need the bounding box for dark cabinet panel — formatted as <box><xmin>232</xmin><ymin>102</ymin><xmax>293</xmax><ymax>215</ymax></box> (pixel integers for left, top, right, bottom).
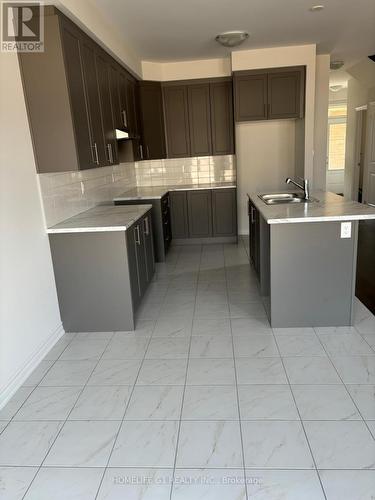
<box><xmin>139</xmin><ymin>82</ymin><xmax>166</xmax><ymax>160</ymax></box>
<box><xmin>187</xmin><ymin>84</ymin><xmax>212</xmax><ymax>156</ymax></box>
<box><xmin>249</xmin><ymin>199</ymin><xmax>260</xmax><ymax>277</ymax></box>
<box><xmin>134</xmin><ymin>221</ymin><xmax>148</xmax><ymax>297</ymax></box>
<box><xmin>268</xmin><ymin>68</ymin><xmax>304</xmax><ymax>119</ymax></box>
<box><xmin>108</xmin><ymin>63</ymin><xmax>122</xmax><ymax>131</ymax></box>
<box><xmin>170</xmin><ymin>191</ymin><xmax>189</xmax><ymax>238</ymax></box>
<box><xmin>81</xmin><ymin>37</ymin><xmax>106</xmax><ymax>166</ymax></box>
<box><xmin>126</xmin><ymin>75</ymin><xmax>139</xmax><ymax>137</ymax></box>
<box><xmin>212</xmin><ymin>188</ymin><xmax>237</xmax><ymax>237</ymax></box>
<box><xmin>126</xmin><ymin>225</ymin><xmax>141</xmax><ymax>310</ymax></box>
<box><xmin>96</xmin><ymin>51</ymin><xmax>117</xmax><ymax>165</ymax></box>
<box><xmin>163</xmin><ymin>85</ymin><xmax>191</xmax><ymax>158</ymax></box>
<box><xmin>143</xmin><ymin>214</ymin><xmax>155</xmax><ymax>282</ymax></box>
<box><xmin>234</xmin><ymin>73</ymin><xmax>268</xmax><ymax>122</ymax></box>
<box><xmin>187</xmin><ymin>190</ymin><xmax>212</xmax><ymax>238</ymax></box>
<box><xmin>118</xmin><ymin>70</ymin><xmax>129</xmax><ymax>130</ymax></box>
<box><xmin>210</xmin><ymin>81</ymin><xmax>234</xmax><ymax>155</ymax></box>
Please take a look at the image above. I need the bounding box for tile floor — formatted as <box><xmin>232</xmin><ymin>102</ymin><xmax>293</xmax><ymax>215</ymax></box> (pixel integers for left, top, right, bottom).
<box><xmin>1</xmin><ymin>240</ymin><xmax>375</xmax><ymax>499</ymax></box>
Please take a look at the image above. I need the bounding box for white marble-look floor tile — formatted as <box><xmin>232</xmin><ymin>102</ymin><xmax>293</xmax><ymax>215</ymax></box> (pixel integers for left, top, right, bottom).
<box><xmin>23</xmin><ymin>467</ymin><xmax>103</xmax><ymax>500</ymax></box>
<box><xmin>44</xmin><ymin>421</ymin><xmax>120</xmax><ymax>467</ymax></box>
<box><xmin>331</xmin><ymin>356</ymin><xmax>375</xmax><ymax>384</ymax></box>
<box><xmin>136</xmin><ymin>302</ymin><xmax>162</xmax><ymax>320</ymax></box>
<box><xmin>192</xmin><ymin>318</ymin><xmax>231</xmax><ymax>336</ymax></box>
<box><xmin>145</xmin><ymin>338</ymin><xmax>190</xmax><ymax>359</ymax></box>
<box><xmin>182</xmin><ymin>385</ymin><xmax>238</xmax><ymax>420</ymax></box>
<box><xmin>189</xmin><ymin>335</ymin><xmax>233</xmax><ymax>358</ymax></box>
<box><xmin>319</xmin><ymin>333</ymin><xmax>375</xmax><ymax>356</ymax></box>
<box><xmin>304</xmin><ymin>420</ymin><xmax>375</xmax><ymax>469</ymax></box>
<box><xmin>283</xmin><ymin>357</ymin><xmax>341</xmax><ymax>384</ymax></box>
<box><xmin>69</xmin><ymin>386</ymin><xmax>131</xmax><ymax>420</ymax></box>
<box><xmin>186</xmin><ymin>359</ymin><xmax>236</xmax><ymax>385</ymax></box>
<box><xmin>23</xmin><ymin>361</ymin><xmax>54</xmax><ymax>387</ymax></box>
<box><xmin>314</xmin><ymin>326</ymin><xmax>357</xmax><ymax>335</ymax></box>
<box><xmin>319</xmin><ymin>470</ymin><xmax>375</xmax><ymax>500</ymax></box>
<box><xmin>346</xmin><ymin>384</ymin><xmax>375</xmax><ymax>419</ymax></box>
<box><xmin>275</xmin><ymin>334</ymin><xmax>326</xmax><ymax>357</ymax></box>
<box><xmin>0</xmin><ymin>421</ymin><xmax>62</xmax><ymax>466</ymax></box>
<box><xmin>0</xmin><ymin>387</ymin><xmax>34</xmax><ymax>420</ymax></box>
<box><xmin>39</xmin><ymin>360</ymin><xmax>97</xmax><ymax>387</ymax></box>
<box><xmin>229</xmin><ymin>302</ymin><xmax>267</xmax><ymax>319</ymax></box>
<box><xmin>102</xmin><ymin>336</ymin><xmax>149</xmax><ymax>360</ymax></box>
<box><xmin>176</xmin><ymin>421</ymin><xmax>243</xmax><ymax>468</ymax></box>
<box><xmin>14</xmin><ymin>387</ymin><xmax>81</xmax><ymax>421</ymax></box>
<box><xmin>59</xmin><ymin>338</ymin><xmax>109</xmax><ymax>361</ymax></box>
<box><xmin>87</xmin><ymin>359</ymin><xmax>141</xmax><ymax>386</ymax></box>
<box><xmin>119</xmin><ymin>319</ymin><xmax>156</xmax><ymax>336</ymax></box>
<box><xmin>292</xmin><ymin>385</ymin><xmax>361</xmax><ymax>420</ymax></box>
<box><xmin>172</xmin><ymin>469</ymin><xmax>246</xmax><ymax>500</ymax></box>
<box><xmin>137</xmin><ymin>359</ymin><xmax>187</xmax><ymax>385</ymax></box>
<box><xmin>242</xmin><ymin>421</ymin><xmax>314</xmax><ymax>469</ymax></box>
<box><xmin>97</xmin><ymin>467</ymin><xmax>173</xmax><ymax>500</ymax></box>
<box><xmin>245</xmin><ymin>470</ymin><xmax>325</xmax><ymax>499</ymax></box>
<box><xmin>354</xmin><ymin>300</ymin><xmax>375</xmax><ymax>334</ymax></box>
<box><xmin>0</xmin><ymin>467</ymin><xmax>38</xmax><ymax>500</ymax></box>
<box><xmin>230</xmin><ymin>318</ymin><xmax>272</xmax><ymax>335</ymax></box>
<box><xmin>0</xmin><ymin>421</ymin><xmax>8</xmax><ymax>433</ymax></box>
<box><xmin>361</xmin><ymin>333</ymin><xmax>375</xmax><ymax>349</ymax></box>
<box><xmin>125</xmin><ymin>386</ymin><xmax>184</xmax><ymax>420</ymax></box>
<box><xmin>273</xmin><ymin>327</ymin><xmax>315</xmax><ymax>336</ymax></box>
<box><xmin>238</xmin><ymin>385</ymin><xmax>299</xmax><ymax>420</ymax></box>
<box><xmin>194</xmin><ymin>302</ymin><xmax>230</xmax><ymax>319</ymax></box>
<box><xmin>236</xmin><ymin>358</ymin><xmax>287</xmax><ymax>384</ymax></box>
<box><xmin>366</xmin><ymin>419</ymin><xmax>375</xmax><ymax>438</ymax></box>
<box><xmin>44</xmin><ymin>333</ymin><xmax>76</xmax><ymax>360</ymax></box>
<box><xmin>74</xmin><ymin>332</ymin><xmax>113</xmax><ymax>340</ymax></box>
<box><xmin>153</xmin><ymin>317</ymin><xmax>193</xmax><ymax>338</ymax></box>
<box><xmin>110</xmin><ymin>421</ymin><xmax>178</xmax><ymax>467</ymax></box>
<box><xmin>233</xmin><ymin>335</ymin><xmax>279</xmax><ymax>357</ymax></box>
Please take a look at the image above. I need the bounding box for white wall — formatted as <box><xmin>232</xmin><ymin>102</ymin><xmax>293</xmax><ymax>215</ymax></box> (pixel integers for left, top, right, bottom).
<box><xmin>142</xmin><ymin>57</ymin><xmax>231</xmax><ymax>81</ymax></box>
<box><xmin>0</xmin><ymin>51</ymin><xmax>63</xmax><ymax>407</ymax></box>
<box><xmin>236</xmin><ymin>120</ymin><xmax>296</xmax><ymax>234</ymax></box>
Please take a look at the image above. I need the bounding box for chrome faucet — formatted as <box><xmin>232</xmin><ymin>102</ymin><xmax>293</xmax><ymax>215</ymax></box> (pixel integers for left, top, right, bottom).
<box><xmin>285</xmin><ymin>176</ymin><xmax>310</xmax><ymax>200</ymax></box>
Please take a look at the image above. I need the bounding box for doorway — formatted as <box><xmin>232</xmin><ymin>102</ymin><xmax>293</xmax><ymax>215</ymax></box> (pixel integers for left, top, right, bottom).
<box><xmin>326</xmin><ymin>100</ymin><xmax>347</xmax><ymax>195</ymax></box>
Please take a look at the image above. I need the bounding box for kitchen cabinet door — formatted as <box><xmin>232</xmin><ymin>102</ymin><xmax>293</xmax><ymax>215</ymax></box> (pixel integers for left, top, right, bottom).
<box><xmin>210</xmin><ymin>80</ymin><xmax>234</xmax><ymax>155</ymax></box>
<box><xmin>95</xmin><ymin>50</ymin><xmax>118</xmax><ymax>165</ymax></box>
<box><xmin>139</xmin><ymin>82</ymin><xmax>166</xmax><ymax>159</ymax></box>
<box><xmin>108</xmin><ymin>63</ymin><xmax>122</xmax><ymax>131</ymax></box>
<box><xmin>143</xmin><ymin>214</ymin><xmax>155</xmax><ymax>282</ymax></box>
<box><xmin>187</xmin><ymin>190</ymin><xmax>213</xmax><ymax>238</ymax></box>
<box><xmin>134</xmin><ymin>221</ymin><xmax>148</xmax><ymax>297</ymax></box>
<box><xmin>81</xmin><ymin>37</ymin><xmax>106</xmax><ymax>166</ymax></box>
<box><xmin>234</xmin><ymin>72</ymin><xmax>268</xmax><ymax>122</ymax></box>
<box><xmin>118</xmin><ymin>70</ymin><xmax>129</xmax><ymax>130</ymax></box>
<box><xmin>249</xmin><ymin>200</ymin><xmax>260</xmax><ymax>277</ymax></box>
<box><xmin>163</xmin><ymin>85</ymin><xmax>191</xmax><ymax>158</ymax></box>
<box><xmin>126</xmin><ymin>75</ymin><xmax>139</xmax><ymax>137</ymax></box>
<box><xmin>126</xmin><ymin>225</ymin><xmax>141</xmax><ymax>310</ymax></box>
<box><xmin>268</xmin><ymin>67</ymin><xmax>305</xmax><ymax>119</ymax></box>
<box><xmin>187</xmin><ymin>84</ymin><xmax>212</xmax><ymax>156</ymax></box>
<box><xmin>212</xmin><ymin>189</ymin><xmax>237</xmax><ymax>237</ymax></box>
<box><xmin>170</xmin><ymin>191</ymin><xmax>189</xmax><ymax>239</ymax></box>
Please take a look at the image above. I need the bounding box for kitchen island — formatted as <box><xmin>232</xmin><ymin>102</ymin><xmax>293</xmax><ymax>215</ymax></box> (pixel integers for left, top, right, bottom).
<box><xmin>248</xmin><ymin>190</ymin><xmax>375</xmax><ymax>327</ymax></box>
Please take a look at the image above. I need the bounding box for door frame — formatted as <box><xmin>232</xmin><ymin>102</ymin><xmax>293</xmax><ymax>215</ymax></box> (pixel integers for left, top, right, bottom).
<box><xmin>362</xmin><ymin>101</ymin><xmax>375</xmax><ymax>205</ymax></box>
<box><xmin>352</xmin><ymin>106</ymin><xmax>367</xmax><ymax>201</ymax></box>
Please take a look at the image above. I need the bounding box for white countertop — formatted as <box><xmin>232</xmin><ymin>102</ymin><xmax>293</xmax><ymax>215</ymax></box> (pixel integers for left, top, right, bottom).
<box><xmin>248</xmin><ymin>190</ymin><xmax>375</xmax><ymax>224</ymax></box>
<box><xmin>113</xmin><ymin>182</ymin><xmax>236</xmax><ymax>201</ymax></box>
<box><xmin>47</xmin><ymin>204</ymin><xmax>152</xmax><ymax>234</ymax></box>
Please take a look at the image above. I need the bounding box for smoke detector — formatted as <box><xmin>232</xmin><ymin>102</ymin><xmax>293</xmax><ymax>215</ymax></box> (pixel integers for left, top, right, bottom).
<box><xmin>330</xmin><ymin>60</ymin><xmax>344</xmax><ymax>70</ymax></box>
<box><xmin>215</xmin><ymin>31</ymin><xmax>249</xmax><ymax>48</ymax></box>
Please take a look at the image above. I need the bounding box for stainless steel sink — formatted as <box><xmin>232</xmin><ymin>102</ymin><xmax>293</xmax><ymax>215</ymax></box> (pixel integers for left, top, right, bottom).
<box><xmin>259</xmin><ymin>193</ymin><xmax>317</xmax><ymax>205</ymax></box>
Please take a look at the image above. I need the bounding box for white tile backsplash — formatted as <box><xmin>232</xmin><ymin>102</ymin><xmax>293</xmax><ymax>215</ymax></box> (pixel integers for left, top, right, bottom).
<box><xmin>38</xmin><ymin>155</ymin><xmax>236</xmax><ymax>227</ymax></box>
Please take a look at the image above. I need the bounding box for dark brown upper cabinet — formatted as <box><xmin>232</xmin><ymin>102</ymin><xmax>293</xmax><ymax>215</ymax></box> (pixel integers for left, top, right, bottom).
<box><xmin>139</xmin><ymin>82</ymin><xmax>166</xmax><ymax>160</ymax></box>
<box><xmin>234</xmin><ymin>66</ymin><xmax>305</xmax><ymax>122</ymax></box>
<box><xmin>163</xmin><ymin>85</ymin><xmax>191</xmax><ymax>158</ymax></box>
<box><xmin>188</xmin><ymin>84</ymin><xmax>212</xmax><ymax>156</ymax></box>
<box><xmin>210</xmin><ymin>80</ymin><xmax>234</xmax><ymax>155</ymax></box>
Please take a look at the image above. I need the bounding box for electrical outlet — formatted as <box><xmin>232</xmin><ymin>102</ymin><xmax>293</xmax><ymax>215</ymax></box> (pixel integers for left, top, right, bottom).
<box><xmin>340</xmin><ymin>222</ymin><xmax>352</xmax><ymax>238</ymax></box>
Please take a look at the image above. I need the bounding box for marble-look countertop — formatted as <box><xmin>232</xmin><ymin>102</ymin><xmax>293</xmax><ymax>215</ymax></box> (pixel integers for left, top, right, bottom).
<box><xmin>248</xmin><ymin>190</ymin><xmax>375</xmax><ymax>224</ymax></box>
<box><xmin>113</xmin><ymin>181</ymin><xmax>237</xmax><ymax>201</ymax></box>
<box><xmin>47</xmin><ymin>204</ymin><xmax>152</xmax><ymax>234</ymax></box>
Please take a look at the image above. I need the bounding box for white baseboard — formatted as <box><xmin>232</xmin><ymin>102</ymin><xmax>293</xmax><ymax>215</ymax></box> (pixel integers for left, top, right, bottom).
<box><xmin>0</xmin><ymin>323</ymin><xmax>64</xmax><ymax>410</ymax></box>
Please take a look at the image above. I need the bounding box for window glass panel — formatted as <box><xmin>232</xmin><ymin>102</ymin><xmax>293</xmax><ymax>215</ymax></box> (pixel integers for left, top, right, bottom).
<box><xmin>328</xmin><ymin>122</ymin><xmax>346</xmax><ymax>170</ymax></box>
<box><xmin>328</xmin><ymin>104</ymin><xmax>347</xmax><ymax>118</ymax></box>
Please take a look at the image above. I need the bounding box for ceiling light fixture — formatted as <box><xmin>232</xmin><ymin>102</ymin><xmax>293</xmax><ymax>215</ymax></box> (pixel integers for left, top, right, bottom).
<box><xmin>330</xmin><ymin>60</ymin><xmax>344</xmax><ymax>70</ymax></box>
<box><xmin>309</xmin><ymin>5</ymin><xmax>324</xmax><ymax>11</ymax></box>
<box><xmin>329</xmin><ymin>85</ymin><xmax>344</xmax><ymax>92</ymax></box>
<box><xmin>215</xmin><ymin>31</ymin><xmax>249</xmax><ymax>48</ymax></box>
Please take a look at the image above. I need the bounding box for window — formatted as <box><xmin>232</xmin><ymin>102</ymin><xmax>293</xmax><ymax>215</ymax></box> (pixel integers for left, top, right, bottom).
<box><xmin>327</xmin><ymin>102</ymin><xmax>347</xmax><ymax>170</ymax></box>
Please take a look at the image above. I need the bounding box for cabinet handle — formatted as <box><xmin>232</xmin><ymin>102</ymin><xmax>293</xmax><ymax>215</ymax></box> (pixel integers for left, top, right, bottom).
<box><xmin>107</xmin><ymin>143</ymin><xmax>113</xmax><ymax>164</ymax></box>
<box><xmin>144</xmin><ymin>216</ymin><xmax>149</xmax><ymax>235</ymax></box>
<box><xmin>250</xmin><ymin>206</ymin><xmax>255</xmax><ymax>224</ymax></box>
<box><xmin>139</xmin><ymin>144</ymin><xmax>144</xmax><ymax>160</ymax></box>
<box><xmin>146</xmin><ymin>145</ymin><xmax>150</xmax><ymax>159</ymax></box>
<box><xmin>93</xmin><ymin>143</ymin><xmax>99</xmax><ymax>165</ymax></box>
<box><xmin>135</xmin><ymin>225</ymin><xmax>141</xmax><ymax>245</ymax></box>
<box><xmin>122</xmin><ymin>109</ymin><xmax>127</xmax><ymax>127</ymax></box>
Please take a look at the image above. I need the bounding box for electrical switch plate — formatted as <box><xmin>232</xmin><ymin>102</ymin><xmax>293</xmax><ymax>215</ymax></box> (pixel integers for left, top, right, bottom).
<box><xmin>340</xmin><ymin>222</ymin><xmax>352</xmax><ymax>238</ymax></box>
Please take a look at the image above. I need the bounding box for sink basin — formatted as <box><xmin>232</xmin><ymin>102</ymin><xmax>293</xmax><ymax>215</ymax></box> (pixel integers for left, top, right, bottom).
<box><xmin>259</xmin><ymin>193</ymin><xmax>316</xmax><ymax>205</ymax></box>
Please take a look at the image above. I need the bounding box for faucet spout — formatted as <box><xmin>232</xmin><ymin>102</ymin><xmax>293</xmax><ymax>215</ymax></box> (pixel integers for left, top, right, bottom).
<box><xmin>285</xmin><ymin>177</ymin><xmax>310</xmax><ymax>200</ymax></box>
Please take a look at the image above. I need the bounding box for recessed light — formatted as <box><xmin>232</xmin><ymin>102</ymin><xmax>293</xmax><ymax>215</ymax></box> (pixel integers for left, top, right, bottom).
<box><xmin>330</xmin><ymin>85</ymin><xmax>344</xmax><ymax>92</ymax></box>
<box><xmin>330</xmin><ymin>60</ymin><xmax>344</xmax><ymax>70</ymax></box>
<box><xmin>215</xmin><ymin>31</ymin><xmax>249</xmax><ymax>48</ymax></box>
<box><xmin>309</xmin><ymin>5</ymin><xmax>324</xmax><ymax>11</ymax></box>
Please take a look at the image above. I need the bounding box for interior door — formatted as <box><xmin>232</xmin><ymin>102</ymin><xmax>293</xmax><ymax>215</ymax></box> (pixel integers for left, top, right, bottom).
<box><xmin>363</xmin><ymin>102</ymin><xmax>375</xmax><ymax>206</ymax></box>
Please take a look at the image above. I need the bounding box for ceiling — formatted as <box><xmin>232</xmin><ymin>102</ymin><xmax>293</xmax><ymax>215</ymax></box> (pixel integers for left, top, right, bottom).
<box><xmin>93</xmin><ymin>0</ymin><xmax>375</xmax><ymax>71</ymax></box>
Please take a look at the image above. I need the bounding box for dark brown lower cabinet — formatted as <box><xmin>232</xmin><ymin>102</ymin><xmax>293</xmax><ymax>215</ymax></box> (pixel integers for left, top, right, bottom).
<box><xmin>170</xmin><ymin>191</ymin><xmax>189</xmax><ymax>238</ymax></box>
<box><xmin>248</xmin><ymin>199</ymin><xmax>260</xmax><ymax>277</ymax></box>
<box><xmin>212</xmin><ymin>188</ymin><xmax>237</xmax><ymax>237</ymax></box>
<box><xmin>187</xmin><ymin>190</ymin><xmax>213</xmax><ymax>238</ymax></box>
